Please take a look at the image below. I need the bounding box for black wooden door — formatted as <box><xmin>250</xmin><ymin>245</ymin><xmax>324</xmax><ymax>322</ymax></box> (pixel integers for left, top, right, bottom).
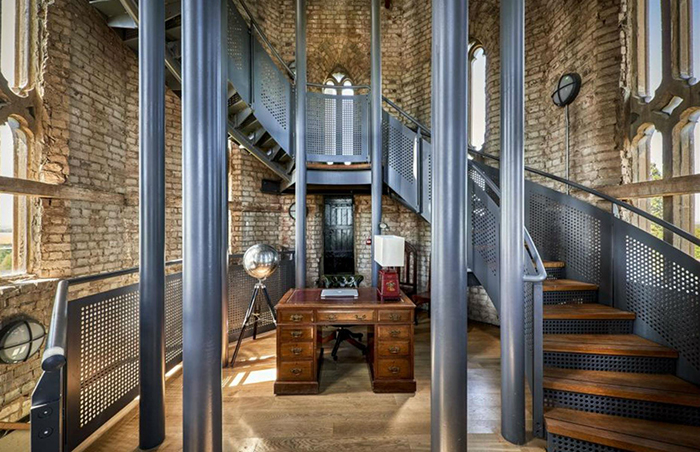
<box><xmin>323</xmin><ymin>197</ymin><xmax>355</xmax><ymax>274</ymax></box>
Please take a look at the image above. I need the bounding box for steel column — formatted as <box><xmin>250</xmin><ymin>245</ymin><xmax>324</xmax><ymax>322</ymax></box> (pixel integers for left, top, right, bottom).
<box><xmin>500</xmin><ymin>0</ymin><xmax>526</xmax><ymax>444</ymax></box>
<box><xmin>221</xmin><ymin>0</ymin><xmax>230</xmax><ymax>367</ymax></box>
<box><xmin>182</xmin><ymin>0</ymin><xmax>224</xmax><ymax>449</ymax></box>
<box><xmin>370</xmin><ymin>0</ymin><xmax>382</xmax><ymax>286</ymax></box>
<box><xmin>430</xmin><ymin>0</ymin><xmax>469</xmax><ymax>450</ymax></box>
<box><xmin>295</xmin><ymin>0</ymin><xmax>308</xmax><ymax>288</ymax></box>
<box><xmin>138</xmin><ymin>0</ymin><xmax>166</xmax><ymax>448</ymax></box>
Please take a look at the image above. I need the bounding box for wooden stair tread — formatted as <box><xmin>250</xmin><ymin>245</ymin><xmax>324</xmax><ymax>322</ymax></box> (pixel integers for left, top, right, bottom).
<box><xmin>543</xmin><ymin>303</ymin><xmax>636</xmax><ymax>320</ymax></box>
<box><xmin>544</xmin><ymin>368</ymin><xmax>700</xmax><ymax>407</ymax></box>
<box><xmin>307</xmin><ymin>162</ymin><xmax>371</xmax><ymax>171</ymax></box>
<box><xmin>545</xmin><ymin>408</ymin><xmax>700</xmax><ymax>452</ymax></box>
<box><xmin>543</xmin><ymin>334</ymin><xmax>678</xmax><ymax>358</ymax></box>
<box><xmin>543</xmin><ymin>279</ymin><xmax>599</xmax><ymax>292</ymax></box>
<box><xmin>543</xmin><ymin>260</ymin><xmax>566</xmax><ymax>268</ymax></box>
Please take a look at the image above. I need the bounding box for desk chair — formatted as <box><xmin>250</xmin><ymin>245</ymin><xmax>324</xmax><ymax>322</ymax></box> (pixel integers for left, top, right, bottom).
<box><xmin>318</xmin><ymin>274</ymin><xmax>367</xmax><ymax>360</ymax></box>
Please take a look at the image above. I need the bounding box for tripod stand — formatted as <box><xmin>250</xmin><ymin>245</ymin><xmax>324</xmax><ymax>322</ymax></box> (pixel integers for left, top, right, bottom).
<box><xmin>229</xmin><ymin>281</ymin><xmax>278</xmax><ymax>368</ymax></box>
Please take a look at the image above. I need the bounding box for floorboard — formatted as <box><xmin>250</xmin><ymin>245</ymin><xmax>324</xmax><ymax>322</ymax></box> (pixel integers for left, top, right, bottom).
<box><xmin>83</xmin><ymin>322</ymin><xmax>545</xmax><ymax>451</ymax></box>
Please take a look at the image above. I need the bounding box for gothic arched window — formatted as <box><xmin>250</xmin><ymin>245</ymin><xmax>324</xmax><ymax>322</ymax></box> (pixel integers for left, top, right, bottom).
<box><xmin>468</xmin><ymin>40</ymin><xmax>487</xmax><ymax>150</ymax></box>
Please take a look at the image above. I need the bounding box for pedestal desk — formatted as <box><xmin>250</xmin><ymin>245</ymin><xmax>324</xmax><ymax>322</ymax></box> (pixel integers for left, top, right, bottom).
<box><xmin>274</xmin><ymin>287</ymin><xmax>417</xmax><ymax>395</ymax></box>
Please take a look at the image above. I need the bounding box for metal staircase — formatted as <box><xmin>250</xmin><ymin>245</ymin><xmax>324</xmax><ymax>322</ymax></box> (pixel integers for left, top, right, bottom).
<box><xmin>77</xmin><ymin>1</ymin><xmax>700</xmax><ymax>450</ymax></box>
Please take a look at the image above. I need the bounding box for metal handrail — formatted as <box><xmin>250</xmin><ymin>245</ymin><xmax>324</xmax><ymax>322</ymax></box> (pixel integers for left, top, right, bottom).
<box><xmin>235</xmin><ymin>0</ymin><xmax>295</xmax><ymax>80</ymax></box>
<box><xmin>382</xmin><ymin>96</ymin><xmax>431</xmax><ymax>136</ymax></box>
<box><xmin>469</xmin><ymin>148</ymin><xmax>700</xmax><ymax>248</ymax></box>
<box><xmin>470</xmin><ymin>162</ymin><xmax>547</xmax><ymax>282</ymax></box>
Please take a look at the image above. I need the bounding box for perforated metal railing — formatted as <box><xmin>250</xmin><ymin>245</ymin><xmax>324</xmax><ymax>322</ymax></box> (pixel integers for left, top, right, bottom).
<box><xmin>306</xmin><ymin>92</ymin><xmax>369</xmax><ymax>163</ymax></box>
<box><xmin>467</xmin><ymin>161</ymin><xmax>547</xmax><ymax>437</ymax></box>
<box><xmin>471</xmin><ymin>153</ymin><xmax>700</xmax><ymax>389</ymax></box>
<box><xmin>31</xmin><ymin>251</ymin><xmax>295</xmax><ymax>452</ymax></box>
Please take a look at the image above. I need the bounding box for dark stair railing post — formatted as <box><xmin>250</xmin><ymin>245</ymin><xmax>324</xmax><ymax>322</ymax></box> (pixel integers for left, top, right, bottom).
<box><xmin>182</xmin><ymin>0</ymin><xmax>225</xmax><ymax>449</ymax></box>
<box><xmin>295</xmin><ymin>0</ymin><xmax>308</xmax><ymax>288</ymax></box>
<box><xmin>500</xmin><ymin>0</ymin><xmax>527</xmax><ymax>444</ymax></box>
<box><xmin>431</xmin><ymin>0</ymin><xmax>469</xmax><ymax>450</ymax></box>
<box><xmin>370</xmin><ymin>0</ymin><xmax>382</xmax><ymax>286</ymax></box>
<box><xmin>138</xmin><ymin>0</ymin><xmax>166</xmax><ymax>448</ymax></box>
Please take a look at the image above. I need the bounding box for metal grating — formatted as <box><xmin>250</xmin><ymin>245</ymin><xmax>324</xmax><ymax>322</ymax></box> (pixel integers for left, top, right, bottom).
<box><xmin>227</xmin><ymin>2</ymin><xmax>251</xmax><ymax>103</ymax></box>
<box><xmin>528</xmin><ymin>192</ymin><xmax>603</xmax><ymax>287</ymax></box>
<box><xmin>65</xmin><ymin>284</ymin><xmax>141</xmax><ymax>450</ymax></box>
<box><xmin>544</xmin><ymin>352</ymin><xmax>675</xmax><ymax>374</ymax></box>
<box><xmin>472</xmin><ymin>191</ymin><xmax>499</xmax><ymax>279</ymax></box>
<box><xmin>544</xmin><ymin>290</ymin><xmax>597</xmax><ymax>305</ymax></box>
<box><xmin>78</xmin><ymin>290</ymin><xmax>139</xmax><ymax>428</ymax></box>
<box><xmin>384</xmin><ymin>114</ymin><xmax>419</xmax><ymax>210</ymax></box>
<box><xmin>306</xmin><ymin>92</ymin><xmax>369</xmax><ymax>162</ymax></box>
<box><xmin>421</xmin><ymin>138</ymin><xmax>432</xmax><ymax>221</ymax></box>
<box><xmin>548</xmin><ymin>434</ymin><xmax>622</xmax><ymax>452</ymax></box>
<box><xmin>547</xmin><ymin>267</ymin><xmax>566</xmax><ymax>280</ymax></box>
<box><xmin>544</xmin><ymin>389</ymin><xmax>700</xmax><ymax>426</ymax></box>
<box><xmin>544</xmin><ymin>319</ymin><xmax>633</xmax><ymax>335</ymax></box>
<box><xmin>165</xmin><ymin>274</ymin><xmax>183</xmax><ymax>367</ymax></box>
<box><xmin>620</xmin><ymin>234</ymin><xmax>700</xmax><ymax>381</ymax></box>
<box><xmin>252</xmin><ymin>39</ymin><xmax>291</xmax><ymax>152</ymax></box>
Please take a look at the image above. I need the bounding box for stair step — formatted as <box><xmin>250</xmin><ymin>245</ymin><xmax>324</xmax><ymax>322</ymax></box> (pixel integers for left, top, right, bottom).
<box><xmin>544</xmin><ymin>261</ymin><xmax>566</xmax><ymax>269</ymax></box>
<box><xmin>544</xmin><ymin>304</ymin><xmax>635</xmax><ymax>320</ymax></box>
<box><xmin>544</xmin><ymin>368</ymin><xmax>700</xmax><ymax>407</ymax></box>
<box><xmin>543</xmin><ymin>279</ymin><xmax>598</xmax><ymax>292</ymax></box>
<box><xmin>545</xmin><ymin>408</ymin><xmax>700</xmax><ymax>452</ymax></box>
<box><xmin>543</xmin><ymin>334</ymin><xmax>678</xmax><ymax>358</ymax></box>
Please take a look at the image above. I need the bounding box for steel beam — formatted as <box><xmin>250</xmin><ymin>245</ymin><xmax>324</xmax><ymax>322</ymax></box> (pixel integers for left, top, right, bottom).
<box><xmin>430</xmin><ymin>0</ymin><xmax>469</xmax><ymax>450</ymax></box>
<box><xmin>295</xmin><ymin>0</ymin><xmax>308</xmax><ymax>288</ymax></box>
<box><xmin>500</xmin><ymin>0</ymin><xmax>526</xmax><ymax>444</ymax></box>
<box><xmin>370</xmin><ymin>0</ymin><xmax>382</xmax><ymax>286</ymax></box>
<box><xmin>182</xmin><ymin>0</ymin><xmax>224</xmax><ymax>449</ymax></box>
<box><xmin>138</xmin><ymin>0</ymin><xmax>166</xmax><ymax>448</ymax></box>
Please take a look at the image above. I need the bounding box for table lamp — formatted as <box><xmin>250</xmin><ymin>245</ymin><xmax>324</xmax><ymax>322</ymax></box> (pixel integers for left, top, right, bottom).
<box><xmin>374</xmin><ymin>235</ymin><xmax>405</xmax><ymax>300</ymax></box>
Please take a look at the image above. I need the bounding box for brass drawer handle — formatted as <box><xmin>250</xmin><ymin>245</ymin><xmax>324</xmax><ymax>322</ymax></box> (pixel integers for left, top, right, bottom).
<box><xmin>290</xmin><ymin>368</ymin><xmax>303</xmax><ymax>375</ymax></box>
<box><xmin>388</xmin><ymin>366</ymin><xmax>400</xmax><ymax>374</ymax></box>
<box><xmin>390</xmin><ymin>329</ymin><xmax>401</xmax><ymax>338</ymax></box>
<box><xmin>290</xmin><ymin>330</ymin><xmax>303</xmax><ymax>338</ymax></box>
<box><xmin>389</xmin><ymin>313</ymin><xmax>402</xmax><ymax>321</ymax></box>
<box><xmin>291</xmin><ymin>347</ymin><xmax>303</xmax><ymax>355</ymax></box>
<box><xmin>290</xmin><ymin>314</ymin><xmax>304</xmax><ymax>322</ymax></box>
<box><xmin>355</xmin><ymin>314</ymin><xmax>367</xmax><ymax>320</ymax></box>
<box><xmin>326</xmin><ymin>314</ymin><xmax>337</xmax><ymax>321</ymax></box>
<box><xmin>388</xmin><ymin>346</ymin><xmax>400</xmax><ymax>354</ymax></box>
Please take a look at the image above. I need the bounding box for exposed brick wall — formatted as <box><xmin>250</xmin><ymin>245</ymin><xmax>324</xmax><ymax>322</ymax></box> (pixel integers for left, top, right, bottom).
<box><xmin>0</xmin><ymin>0</ymin><xmax>183</xmax><ymax>423</ymax></box>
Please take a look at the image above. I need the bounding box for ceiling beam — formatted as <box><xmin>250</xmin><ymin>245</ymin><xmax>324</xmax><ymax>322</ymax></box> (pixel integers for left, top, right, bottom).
<box><xmin>0</xmin><ymin>176</ymin><xmax>126</xmax><ymax>205</ymax></box>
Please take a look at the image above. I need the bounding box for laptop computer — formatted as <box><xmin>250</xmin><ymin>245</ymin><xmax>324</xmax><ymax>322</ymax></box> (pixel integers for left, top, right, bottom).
<box><xmin>320</xmin><ymin>288</ymin><xmax>359</xmax><ymax>299</ymax></box>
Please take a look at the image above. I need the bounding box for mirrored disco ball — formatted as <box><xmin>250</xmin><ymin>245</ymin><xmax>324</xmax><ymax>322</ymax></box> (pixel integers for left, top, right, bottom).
<box><xmin>242</xmin><ymin>244</ymin><xmax>280</xmax><ymax>281</ymax></box>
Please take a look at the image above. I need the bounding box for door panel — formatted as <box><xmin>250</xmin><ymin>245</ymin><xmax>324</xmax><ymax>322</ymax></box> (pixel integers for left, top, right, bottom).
<box><xmin>323</xmin><ymin>197</ymin><xmax>355</xmax><ymax>274</ymax></box>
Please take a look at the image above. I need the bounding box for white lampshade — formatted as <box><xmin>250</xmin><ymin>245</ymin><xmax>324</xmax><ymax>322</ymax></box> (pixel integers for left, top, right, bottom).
<box><xmin>374</xmin><ymin>235</ymin><xmax>405</xmax><ymax>267</ymax></box>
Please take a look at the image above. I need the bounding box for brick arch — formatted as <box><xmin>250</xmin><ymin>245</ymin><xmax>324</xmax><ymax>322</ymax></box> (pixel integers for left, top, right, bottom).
<box><xmin>308</xmin><ymin>40</ymin><xmax>370</xmax><ymax>87</ymax></box>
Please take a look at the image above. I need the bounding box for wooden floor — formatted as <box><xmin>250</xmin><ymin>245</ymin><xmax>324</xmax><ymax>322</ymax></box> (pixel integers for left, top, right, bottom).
<box><xmin>85</xmin><ymin>321</ymin><xmax>545</xmax><ymax>451</ymax></box>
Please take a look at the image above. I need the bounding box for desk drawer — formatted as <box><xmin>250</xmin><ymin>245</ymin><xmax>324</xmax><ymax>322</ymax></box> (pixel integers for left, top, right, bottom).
<box><xmin>376</xmin><ymin>358</ymin><xmax>412</xmax><ymax>379</ymax></box>
<box><xmin>279</xmin><ymin>310</ymin><xmax>314</xmax><ymax>324</ymax></box>
<box><xmin>278</xmin><ymin>326</ymin><xmax>314</xmax><ymax>342</ymax></box>
<box><xmin>279</xmin><ymin>342</ymin><xmax>314</xmax><ymax>360</ymax></box>
<box><xmin>378</xmin><ymin>310</ymin><xmax>412</xmax><ymax>323</ymax></box>
<box><xmin>377</xmin><ymin>325</ymin><xmax>410</xmax><ymax>340</ymax></box>
<box><xmin>377</xmin><ymin>341</ymin><xmax>410</xmax><ymax>357</ymax></box>
<box><xmin>279</xmin><ymin>361</ymin><xmax>314</xmax><ymax>381</ymax></box>
<box><xmin>316</xmin><ymin>310</ymin><xmax>375</xmax><ymax>323</ymax></box>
